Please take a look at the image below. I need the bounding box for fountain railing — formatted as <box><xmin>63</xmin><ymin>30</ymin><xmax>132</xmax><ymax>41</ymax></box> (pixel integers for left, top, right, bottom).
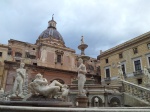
<box><xmin>122</xmin><ymin>80</ymin><xmax>150</xmax><ymax>104</ymax></box>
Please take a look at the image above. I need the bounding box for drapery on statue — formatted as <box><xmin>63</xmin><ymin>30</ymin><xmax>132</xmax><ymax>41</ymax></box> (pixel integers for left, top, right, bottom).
<box><xmin>29</xmin><ymin>73</ymin><xmax>69</xmax><ymax>98</ymax></box>
<box><xmin>77</xmin><ymin>58</ymin><xmax>87</xmax><ymax>96</ymax></box>
<box><xmin>143</xmin><ymin>66</ymin><xmax>150</xmax><ymax>84</ymax></box>
<box><xmin>117</xmin><ymin>62</ymin><xmax>124</xmax><ymax>80</ymax></box>
<box><xmin>11</xmin><ymin>63</ymin><xmax>26</xmax><ymax>98</ymax></box>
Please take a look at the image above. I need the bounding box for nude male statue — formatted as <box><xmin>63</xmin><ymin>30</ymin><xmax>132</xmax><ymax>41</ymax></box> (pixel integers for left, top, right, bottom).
<box><xmin>11</xmin><ymin>63</ymin><xmax>26</xmax><ymax>97</ymax></box>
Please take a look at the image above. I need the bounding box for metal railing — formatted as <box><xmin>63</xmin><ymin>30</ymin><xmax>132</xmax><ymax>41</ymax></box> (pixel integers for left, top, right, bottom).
<box><xmin>133</xmin><ymin>70</ymin><xmax>144</xmax><ymax>76</ymax></box>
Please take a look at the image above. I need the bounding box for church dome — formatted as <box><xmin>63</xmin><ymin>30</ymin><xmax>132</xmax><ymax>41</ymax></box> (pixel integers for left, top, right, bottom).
<box><xmin>38</xmin><ymin>16</ymin><xmax>65</xmax><ymax>45</ymax></box>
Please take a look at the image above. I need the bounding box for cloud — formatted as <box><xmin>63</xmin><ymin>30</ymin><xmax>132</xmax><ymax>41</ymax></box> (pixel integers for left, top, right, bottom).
<box><xmin>0</xmin><ymin>0</ymin><xmax>150</xmax><ymax>58</ymax></box>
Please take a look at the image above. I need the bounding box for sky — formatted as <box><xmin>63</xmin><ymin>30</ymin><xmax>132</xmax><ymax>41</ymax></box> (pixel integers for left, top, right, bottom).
<box><xmin>0</xmin><ymin>0</ymin><xmax>150</xmax><ymax>58</ymax></box>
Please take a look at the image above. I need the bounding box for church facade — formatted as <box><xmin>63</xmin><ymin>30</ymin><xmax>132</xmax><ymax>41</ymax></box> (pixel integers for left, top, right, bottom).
<box><xmin>0</xmin><ymin>17</ymin><xmax>98</xmax><ymax>91</ymax></box>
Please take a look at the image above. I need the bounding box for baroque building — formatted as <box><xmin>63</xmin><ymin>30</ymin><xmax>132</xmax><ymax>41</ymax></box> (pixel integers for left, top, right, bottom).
<box><xmin>98</xmin><ymin>31</ymin><xmax>150</xmax><ymax>86</ymax></box>
<box><xmin>0</xmin><ymin>44</ymin><xmax>8</xmax><ymax>87</ymax></box>
<box><xmin>0</xmin><ymin>17</ymin><xmax>150</xmax><ymax>107</ymax></box>
<box><xmin>0</xmin><ymin>17</ymin><xmax>98</xmax><ymax>91</ymax></box>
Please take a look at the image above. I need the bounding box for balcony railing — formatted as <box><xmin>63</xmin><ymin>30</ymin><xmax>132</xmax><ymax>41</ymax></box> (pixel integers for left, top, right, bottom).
<box><xmin>133</xmin><ymin>70</ymin><xmax>144</xmax><ymax>76</ymax></box>
<box><xmin>104</xmin><ymin>77</ymin><xmax>111</xmax><ymax>82</ymax></box>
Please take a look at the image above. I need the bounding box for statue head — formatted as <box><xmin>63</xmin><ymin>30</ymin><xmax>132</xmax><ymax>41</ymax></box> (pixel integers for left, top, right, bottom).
<box><xmin>36</xmin><ymin>73</ymin><xmax>43</xmax><ymax>79</ymax></box>
<box><xmin>20</xmin><ymin>63</ymin><xmax>25</xmax><ymax>68</ymax></box>
<box><xmin>78</xmin><ymin>58</ymin><xmax>83</xmax><ymax>64</ymax></box>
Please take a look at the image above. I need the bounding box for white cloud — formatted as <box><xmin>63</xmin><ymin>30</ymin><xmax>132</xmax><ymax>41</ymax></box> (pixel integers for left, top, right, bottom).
<box><xmin>0</xmin><ymin>0</ymin><xmax>150</xmax><ymax>58</ymax></box>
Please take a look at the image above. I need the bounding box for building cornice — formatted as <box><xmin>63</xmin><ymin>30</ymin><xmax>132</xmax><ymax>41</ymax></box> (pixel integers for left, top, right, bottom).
<box><xmin>40</xmin><ymin>43</ymin><xmax>75</xmax><ymax>53</ymax></box>
<box><xmin>97</xmin><ymin>31</ymin><xmax>150</xmax><ymax>59</ymax></box>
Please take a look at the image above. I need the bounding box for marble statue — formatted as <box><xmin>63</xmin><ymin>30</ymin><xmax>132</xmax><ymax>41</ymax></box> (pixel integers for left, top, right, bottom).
<box><xmin>29</xmin><ymin>73</ymin><xmax>69</xmax><ymax>98</ymax></box>
<box><xmin>94</xmin><ymin>97</ymin><xmax>99</xmax><ymax>107</ymax></box>
<box><xmin>11</xmin><ymin>63</ymin><xmax>26</xmax><ymax>98</ymax></box>
<box><xmin>40</xmin><ymin>48</ymin><xmax>47</xmax><ymax>62</ymax></box>
<box><xmin>0</xmin><ymin>88</ymin><xmax>4</xmax><ymax>95</ymax></box>
<box><xmin>81</xmin><ymin>36</ymin><xmax>84</xmax><ymax>44</ymax></box>
<box><xmin>117</xmin><ymin>62</ymin><xmax>124</xmax><ymax>80</ymax></box>
<box><xmin>61</xmin><ymin>85</ymin><xmax>69</xmax><ymax>101</ymax></box>
<box><xmin>143</xmin><ymin>66</ymin><xmax>150</xmax><ymax>83</ymax></box>
<box><xmin>77</xmin><ymin>58</ymin><xmax>87</xmax><ymax>96</ymax></box>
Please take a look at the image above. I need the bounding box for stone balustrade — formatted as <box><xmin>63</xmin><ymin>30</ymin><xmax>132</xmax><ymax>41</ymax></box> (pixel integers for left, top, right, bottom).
<box><xmin>122</xmin><ymin>80</ymin><xmax>150</xmax><ymax>104</ymax></box>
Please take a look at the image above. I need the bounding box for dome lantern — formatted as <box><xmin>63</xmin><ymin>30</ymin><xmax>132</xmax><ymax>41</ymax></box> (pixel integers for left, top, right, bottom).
<box><xmin>48</xmin><ymin>14</ymin><xmax>56</xmax><ymax>29</ymax></box>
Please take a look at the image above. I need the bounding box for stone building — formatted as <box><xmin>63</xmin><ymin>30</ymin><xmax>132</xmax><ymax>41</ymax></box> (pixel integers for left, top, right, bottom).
<box><xmin>0</xmin><ymin>44</ymin><xmax>8</xmax><ymax>88</ymax></box>
<box><xmin>0</xmin><ymin>17</ymin><xmax>98</xmax><ymax>92</ymax></box>
<box><xmin>97</xmin><ymin>31</ymin><xmax>150</xmax><ymax>85</ymax></box>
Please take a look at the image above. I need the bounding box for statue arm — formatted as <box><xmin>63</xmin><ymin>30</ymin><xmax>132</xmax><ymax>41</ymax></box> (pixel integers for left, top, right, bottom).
<box><xmin>17</xmin><ymin>69</ymin><xmax>26</xmax><ymax>79</ymax></box>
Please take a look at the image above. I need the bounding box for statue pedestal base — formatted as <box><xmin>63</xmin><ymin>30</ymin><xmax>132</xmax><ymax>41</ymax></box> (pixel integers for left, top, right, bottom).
<box><xmin>10</xmin><ymin>96</ymin><xmax>23</xmax><ymax>101</ymax></box>
<box><xmin>76</xmin><ymin>96</ymin><xmax>88</xmax><ymax>108</ymax></box>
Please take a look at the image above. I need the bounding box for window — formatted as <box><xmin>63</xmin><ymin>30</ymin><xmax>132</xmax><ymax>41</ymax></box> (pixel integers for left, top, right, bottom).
<box><xmin>25</xmin><ymin>52</ymin><xmax>30</xmax><ymax>58</ymax></box>
<box><xmin>30</xmin><ymin>55</ymin><xmax>36</xmax><ymax>59</ymax></box>
<box><xmin>0</xmin><ymin>52</ymin><xmax>2</xmax><ymax>57</ymax></box>
<box><xmin>137</xmin><ymin>79</ymin><xmax>142</xmax><ymax>85</ymax></box>
<box><xmin>57</xmin><ymin>55</ymin><xmax>61</xmax><ymax>63</ymax></box>
<box><xmin>33</xmin><ymin>48</ymin><xmax>35</xmax><ymax>50</ymax></box>
<box><xmin>33</xmin><ymin>63</ymin><xmax>37</xmax><ymax>66</ymax></box>
<box><xmin>119</xmin><ymin>53</ymin><xmax>123</xmax><ymax>59</ymax></box>
<box><xmin>15</xmin><ymin>52</ymin><xmax>22</xmax><ymax>57</ymax></box>
<box><xmin>105</xmin><ymin>58</ymin><xmax>109</xmax><ymax>63</ymax></box>
<box><xmin>134</xmin><ymin>60</ymin><xmax>141</xmax><ymax>71</ymax></box>
<box><xmin>106</xmin><ymin>68</ymin><xmax>110</xmax><ymax>78</ymax></box>
<box><xmin>122</xmin><ymin>64</ymin><xmax>126</xmax><ymax>75</ymax></box>
<box><xmin>133</xmin><ymin>48</ymin><xmax>138</xmax><ymax>54</ymax></box>
<box><xmin>8</xmin><ymin>48</ymin><xmax>12</xmax><ymax>55</ymax></box>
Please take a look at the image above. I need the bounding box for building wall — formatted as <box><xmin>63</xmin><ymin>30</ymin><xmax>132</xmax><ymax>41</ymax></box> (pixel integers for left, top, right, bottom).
<box><xmin>4</xmin><ymin>63</ymin><xmax>77</xmax><ymax>92</ymax></box>
<box><xmin>0</xmin><ymin>44</ymin><xmax>8</xmax><ymax>88</ymax></box>
<box><xmin>99</xmin><ymin>33</ymin><xmax>150</xmax><ymax>85</ymax></box>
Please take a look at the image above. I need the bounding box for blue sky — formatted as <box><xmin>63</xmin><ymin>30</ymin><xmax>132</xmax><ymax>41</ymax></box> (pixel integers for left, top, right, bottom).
<box><xmin>0</xmin><ymin>0</ymin><xmax>150</xmax><ymax>58</ymax></box>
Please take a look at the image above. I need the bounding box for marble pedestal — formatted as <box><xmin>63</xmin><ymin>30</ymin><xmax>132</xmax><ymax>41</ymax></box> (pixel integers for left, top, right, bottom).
<box><xmin>76</xmin><ymin>96</ymin><xmax>88</xmax><ymax>108</ymax></box>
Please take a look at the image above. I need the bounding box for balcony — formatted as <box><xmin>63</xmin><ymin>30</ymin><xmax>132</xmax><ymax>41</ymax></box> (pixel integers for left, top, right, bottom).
<box><xmin>133</xmin><ymin>70</ymin><xmax>144</xmax><ymax>76</ymax></box>
<box><xmin>104</xmin><ymin>77</ymin><xmax>111</xmax><ymax>82</ymax></box>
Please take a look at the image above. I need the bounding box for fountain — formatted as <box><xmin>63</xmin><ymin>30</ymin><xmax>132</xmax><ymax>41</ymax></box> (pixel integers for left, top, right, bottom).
<box><xmin>78</xmin><ymin>36</ymin><xmax>90</xmax><ymax>61</ymax></box>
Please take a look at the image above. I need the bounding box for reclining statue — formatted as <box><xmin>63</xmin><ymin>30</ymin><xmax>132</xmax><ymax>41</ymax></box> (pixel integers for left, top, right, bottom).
<box><xmin>29</xmin><ymin>73</ymin><xmax>69</xmax><ymax>98</ymax></box>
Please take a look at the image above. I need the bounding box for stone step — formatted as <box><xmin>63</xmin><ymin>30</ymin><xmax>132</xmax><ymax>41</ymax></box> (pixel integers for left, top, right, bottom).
<box><xmin>0</xmin><ymin>106</ymin><xmax>150</xmax><ymax>112</ymax></box>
